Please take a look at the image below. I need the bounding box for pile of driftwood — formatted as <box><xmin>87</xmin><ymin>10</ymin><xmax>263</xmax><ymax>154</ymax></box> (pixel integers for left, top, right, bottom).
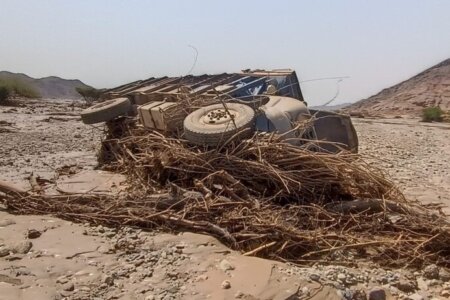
<box><xmin>1</xmin><ymin>110</ymin><xmax>450</xmax><ymax>268</ymax></box>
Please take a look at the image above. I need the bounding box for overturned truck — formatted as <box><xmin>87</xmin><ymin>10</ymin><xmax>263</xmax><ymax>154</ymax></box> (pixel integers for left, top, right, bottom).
<box><xmin>81</xmin><ymin>69</ymin><xmax>358</xmax><ymax>153</ymax></box>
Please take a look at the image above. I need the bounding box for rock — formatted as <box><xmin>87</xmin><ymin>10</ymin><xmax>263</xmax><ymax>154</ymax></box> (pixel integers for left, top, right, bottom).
<box><xmin>0</xmin><ymin>247</ymin><xmax>10</xmax><ymax>257</ymax></box>
<box><xmin>336</xmin><ymin>273</ymin><xmax>347</xmax><ymax>283</ymax></box>
<box><xmin>309</xmin><ymin>274</ymin><xmax>320</xmax><ymax>282</ymax></box>
<box><xmin>167</xmin><ymin>286</ymin><xmax>179</xmax><ymax>294</ymax></box>
<box><xmin>0</xmin><ymin>219</ymin><xmax>16</xmax><ymax>227</ymax></box>
<box><xmin>59</xmin><ymin>290</ymin><xmax>73</xmax><ymax>298</ymax></box>
<box><xmin>441</xmin><ymin>289</ymin><xmax>450</xmax><ymax>297</ymax></box>
<box><xmin>352</xmin><ymin>290</ymin><xmax>367</xmax><ymax>300</ymax></box>
<box><xmin>56</xmin><ymin>276</ymin><xmax>69</xmax><ymax>284</ymax></box>
<box><xmin>394</xmin><ymin>280</ymin><xmax>417</xmax><ymax>293</ymax></box>
<box><xmin>102</xmin><ymin>275</ymin><xmax>114</xmax><ymax>286</ymax></box>
<box><xmin>423</xmin><ymin>264</ymin><xmax>439</xmax><ymax>279</ymax></box>
<box><xmin>407</xmin><ymin>293</ymin><xmax>424</xmax><ymax>300</ymax></box>
<box><xmin>368</xmin><ymin>288</ymin><xmax>386</xmax><ymax>300</ymax></box>
<box><xmin>337</xmin><ymin>273</ymin><xmax>347</xmax><ymax>281</ymax></box>
<box><xmin>234</xmin><ymin>291</ymin><xmax>244</xmax><ymax>298</ymax></box>
<box><xmin>195</xmin><ymin>274</ymin><xmax>208</xmax><ymax>282</ymax></box>
<box><xmin>105</xmin><ymin>231</ymin><xmax>116</xmax><ymax>238</ymax></box>
<box><xmin>301</xmin><ymin>287</ymin><xmax>310</xmax><ymax>296</ymax></box>
<box><xmin>346</xmin><ymin>276</ymin><xmax>358</xmax><ymax>286</ymax></box>
<box><xmin>11</xmin><ymin>241</ymin><xmax>33</xmax><ymax>254</ymax></box>
<box><xmin>439</xmin><ymin>268</ymin><xmax>450</xmax><ymax>282</ymax></box>
<box><xmin>27</xmin><ymin>229</ymin><xmax>41</xmax><ymax>239</ymax></box>
<box><xmin>416</xmin><ymin>277</ymin><xmax>428</xmax><ymax>291</ymax></box>
<box><xmin>145</xmin><ymin>296</ymin><xmax>155</xmax><ymax>300</ymax></box>
<box><xmin>342</xmin><ymin>289</ymin><xmax>353</xmax><ymax>299</ymax></box>
<box><xmin>96</xmin><ymin>225</ymin><xmax>105</xmax><ymax>233</ymax></box>
<box><xmin>389</xmin><ymin>286</ymin><xmax>400</xmax><ymax>296</ymax></box>
<box><xmin>62</xmin><ymin>282</ymin><xmax>75</xmax><ymax>291</ymax></box>
<box><xmin>219</xmin><ymin>259</ymin><xmax>235</xmax><ymax>272</ymax></box>
<box><xmin>221</xmin><ymin>280</ymin><xmax>231</xmax><ymax>289</ymax></box>
<box><xmin>428</xmin><ymin>279</ymin><xmax>440</xmax><ymax>286</ymax></box>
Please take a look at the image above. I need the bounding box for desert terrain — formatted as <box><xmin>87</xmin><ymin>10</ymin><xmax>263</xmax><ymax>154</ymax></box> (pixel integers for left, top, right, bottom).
<box><xmin>0</xmin><ymin>100</ymin><xmax>450</xmax><ymax>300</ymax></box>
<box><xmin>345</xmin><ymin>59</ymin><xmax>450</xmax><ymax>116</ymax></box>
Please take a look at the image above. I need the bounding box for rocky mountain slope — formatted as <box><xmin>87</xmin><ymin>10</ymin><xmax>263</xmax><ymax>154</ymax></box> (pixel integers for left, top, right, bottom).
<box><xmin>0</xmin><ymin>71</ymin><xmax>91</xmax><ymax>99</ymax></box>
<box><xmin>346</xmin><ymin>58</ymin><xmax>450</xmax><ymax>116</ymax></box>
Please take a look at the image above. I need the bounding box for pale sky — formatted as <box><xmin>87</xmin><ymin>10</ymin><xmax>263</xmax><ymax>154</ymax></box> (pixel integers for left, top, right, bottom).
<box><xmin>1</xmin><ymin>0</ymin><xmax>449</xmax><ymax>105</ymax></box>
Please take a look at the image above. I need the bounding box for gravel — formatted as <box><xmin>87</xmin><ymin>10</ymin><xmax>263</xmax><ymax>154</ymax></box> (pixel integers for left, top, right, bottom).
<box><xmin>1</xmin><ymin>102</ymin><xmax>450</xmax><ymax>300</ymax></box>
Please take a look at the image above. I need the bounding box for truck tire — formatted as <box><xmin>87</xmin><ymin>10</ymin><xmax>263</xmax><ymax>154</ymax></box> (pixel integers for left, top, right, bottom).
<box><xmin>80</xmin><ymin>98</ymin><xmax>131</xmax><ymax>124</ymax></box>
<box><xmin>183</xmin><ymin>103</ymin><xmax>256</xmax><ymax>146</ymax></box>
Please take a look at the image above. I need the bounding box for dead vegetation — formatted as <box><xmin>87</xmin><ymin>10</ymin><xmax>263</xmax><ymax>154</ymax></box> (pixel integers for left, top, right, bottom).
<box><xmin>1</xmin><ymin>98</ymin><xmax>450</xmax><ymax>269</ymax></box>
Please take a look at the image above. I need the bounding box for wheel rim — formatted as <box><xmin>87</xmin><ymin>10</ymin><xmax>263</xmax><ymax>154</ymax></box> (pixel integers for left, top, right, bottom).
<box><xmin>201</xmin><ymin>108</ymin><xmax>239</xmax><ymax>125</ymax></box>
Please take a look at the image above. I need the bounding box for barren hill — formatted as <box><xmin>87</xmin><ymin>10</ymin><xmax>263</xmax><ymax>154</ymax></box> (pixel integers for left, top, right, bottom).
<box><xmin>0</xmin><ymin>71</ymin><xmax>91</xmax><ymax>99</ymax></box>
<box><xmin>346</xmin><ymin>59</ymin><xmax>450</xmax><ymax>116</ymax></box>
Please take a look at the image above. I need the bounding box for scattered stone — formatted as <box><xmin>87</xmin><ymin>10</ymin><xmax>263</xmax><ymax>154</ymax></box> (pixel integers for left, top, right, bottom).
<box><xmin>408</xmin><ymin>293</ymin><xmax>424</xmax><ymax>300</ymax></box>
<box><xmin>309</xmin><ymin>273</ymin><xmax>320</xmax><ymax>282</ymax></box>
<box><xmin>105</xmin><ymin>231</ymin><xmax>116</xmax><ymax>238</ymax></box>
<box><xmin>394</xmin><ymin>280</ymin><xmax>417</xmax><ymax>293</ymax></box>
<box><xmin>0</xmin><ymin>247</ymin><xmax>10</xmax><ymax>257</ymax></box>
<box><xmin>417</xmin><ymin>277</ymin><xmax>428</xmax><ymax>291</ymax></box>
<box><xmin>342</xmin><ymin>289</ymin><xmax>353</xmax><ymax>299</ymax></box>
<box><xmin>352</xmin><ymin>290</ymin><xmax>367</xmax><ymax>300</ymax></box>
<box><xmin>175</xmin><ymin>243</ymin><xmax>186</xmax><ymax>249</ymax></box>
<box><xmin>219</xmin><ymin>259</ymin><xmax>235</xmax><ymax>271</ymax></box>
<box><xmin>56</xmin><ymin>276</ymin><xmax>69</xmax><ymax>284</ymax></box>
<box><xmin>423</xmin><ymin>265</ymin><xmax>440</xmax><ymax>280</ymax></box>
<box><xmin>167</xmin><ymin>271</ymin><xmax>178</xmax><ymax>278</ymax></box>
<box><xmin>167</xmin><ymin>286</ymin><xmax>179</xmax><ymax>294</ymax></box>
<box><xmin>368</xmin><ymin>288</ymin><xmax>386</xmax><ymax>300</ymax></box>
<box><xmin>26</xmin><ymin>229</ymin><xmax>41</xmax><ymax>239</ymax></box>
<box><xmin>62</xmin><ymin>282</ymin><xmax>75</xmax><ymax>291</ymax></box>
<box><xmin>301</xmin><ymin>287</ymin><xmax>310</xmax><ymax>296</ymax></box>
<box><xmin>96</xmin><ymin>225</ymin><xmax>105</xmax><ymax>233</ymax></box>
<box><xmin>337</xmin><ymin>273</ymin><xmax>347</xmax><ymax>283</ymax></box>
<box><xmin>441</xmin><ymin>289</ymin><xmax>450</xmax><ymax>297</ymax></box>
<box><xmin>14</xmin><ymin>268</ymin><xmax>32</xmax><ymax>276</ymax></box>
<box><xmin>195</xmin><ymin>274</ymin><xmax>208</xmax><ymax>282</ymax></box>
<box><xmin>389</xmin><ymin>286</ymin><xmax>400</xmax><ymax>296</ymax></box>
<box><xmin>102</xmin><ymin>275</ymin><xmax>114</xmax><ymax>286</ymax></box>
<box><xmin>59</xmin><ymin>290</ymin><xmax>73</xmax><ymax>298</ymax></box>
<box><xmin>439</xmin><ymin>268</ymin><xmax>450</xmax><ymax>282</ymax></box>
<box><xmin>11</xmin><ymin>240</ymin><xmax>33</xmax><ymax>254</ymax></box>
<box><xmin>221</xmin><ymin>280</ymin><xmax>231</xmax><ymax>289</ymax></box>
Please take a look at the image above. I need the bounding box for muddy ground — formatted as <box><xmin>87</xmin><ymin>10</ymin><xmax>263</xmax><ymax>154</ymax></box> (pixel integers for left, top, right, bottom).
<box><xmin>0</xmin><ymin>99</ymin><xmax>449</xmax><ymax>300</ymax></box>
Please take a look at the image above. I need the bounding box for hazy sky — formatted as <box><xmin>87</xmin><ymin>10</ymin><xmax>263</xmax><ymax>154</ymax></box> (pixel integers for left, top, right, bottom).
<box><xmin>1</xmin><ymin>0</ymin><xmax>449</xmax><ymax>105</ymax></box>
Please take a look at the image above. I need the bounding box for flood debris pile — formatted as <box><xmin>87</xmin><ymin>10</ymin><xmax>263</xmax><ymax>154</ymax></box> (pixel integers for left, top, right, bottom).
<box><xmin>1</xmin><ymin>97</ymin><xmax>450</xmax><ymax>269</ymax></box>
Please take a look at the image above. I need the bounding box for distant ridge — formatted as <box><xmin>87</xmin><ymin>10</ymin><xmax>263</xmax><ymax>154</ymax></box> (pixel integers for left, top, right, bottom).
<box><xmin>345</xmin><ymin>58</ymin><xmax>450</xmax><ymax>116</ymax></box>
<box><xmin>310</xmin><ymin>103</ymin><xmax>351</xmax><ymax>111</ymax></box>
<box><xmin>0</xmin><ymin>71</ymin><xmax>92</xmax><ymax>99</ymax></box>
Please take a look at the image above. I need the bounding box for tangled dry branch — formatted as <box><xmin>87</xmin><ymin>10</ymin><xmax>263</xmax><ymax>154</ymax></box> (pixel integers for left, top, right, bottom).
<box><xmin>1</xmin><ymin>112</ymin><xmax>450</xmax><ymax>268</ymax></box>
